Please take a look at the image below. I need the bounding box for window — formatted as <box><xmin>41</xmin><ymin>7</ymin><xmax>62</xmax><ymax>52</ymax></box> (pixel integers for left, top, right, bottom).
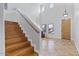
<box><xmin>49</xmin><ymin>4</ymin><xmax>54</xmax><ymax>8</ymax></box>
<box><xmin>48</xmin><ymin>24</ymin><xmax>54</xmax><ymax>33</ymax></box>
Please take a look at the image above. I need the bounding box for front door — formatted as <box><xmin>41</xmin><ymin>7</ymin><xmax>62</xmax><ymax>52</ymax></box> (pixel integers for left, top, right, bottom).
<box><xmin>61</xmin><ymin>18</ymin><xmax>71</xmax><ymax>40</ymax></box>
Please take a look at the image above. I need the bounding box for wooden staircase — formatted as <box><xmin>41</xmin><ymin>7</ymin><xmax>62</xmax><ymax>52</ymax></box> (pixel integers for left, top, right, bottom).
<box><xmin>5</xmin><ymin>21</ymin><xmax>38</xmax><ymax>56</ymax></box>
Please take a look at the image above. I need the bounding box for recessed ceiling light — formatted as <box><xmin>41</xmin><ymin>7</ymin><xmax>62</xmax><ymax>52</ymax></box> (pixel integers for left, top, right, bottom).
<box><xmin>49</xmin><ymin>4</ymin><xmax>54</xmax><ymax>8</ymax></box>
<box><xmin>63</xmin><ymin>9</ymin><xmax>68</xmax><ymax>17</ymax></box>
<box><xmin>40</xmin><ymin>3</ymin><xmax>44</xmax><ymax>5</ymax></box>
<box><xmin>42</xmin><ymin>7</ymin><xmax>45</xmax><ymax>12</ymax></box>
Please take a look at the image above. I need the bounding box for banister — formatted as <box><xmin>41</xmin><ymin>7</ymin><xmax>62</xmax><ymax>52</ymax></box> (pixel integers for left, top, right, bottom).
<box><xmin>16</xmin><ymin>8</ymin><xmax>42</xmax><ymax>33</ymax></box>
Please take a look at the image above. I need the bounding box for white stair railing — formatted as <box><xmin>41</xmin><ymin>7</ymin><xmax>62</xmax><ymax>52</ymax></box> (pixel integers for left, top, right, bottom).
<box><xmin>15</xmin><ymin>8</ymin><xmax>42</xmax><ymax>52</ymax></box>
<box><xmin>4</xmin><ymin>8</ymin><xmax>42</xmax><ymax>53</ymax></box>
<box><xmin>16</xmin><ymin>8</ymin><xmax>41</xmax><ymax>33</ymax></box>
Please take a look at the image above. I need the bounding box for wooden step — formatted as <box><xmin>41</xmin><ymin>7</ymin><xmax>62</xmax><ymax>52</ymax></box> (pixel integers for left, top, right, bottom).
<box><xmin>6</xmin><ymin>41</ymin><xmax>31</xmax><ymax>52</ymax></box>
<box><xmin>5</xmin><ymin>24</ymin><xmax>19</xmax><ymax>27</ymax></box>
<box><xmin>5</xmin><ymin>30</ymin><xmax>23</xmax><ymax>35</ymax></box>
<box><xmin>5</xmin><ymin>25</ymin><xmax>20</xmax><ymax>28</ymax></box>
<box><xmin>29</xmin><ymin>52</ymin><xmax>38</xmax><ymax>56</ymax></box>
<box><xmin>5</xmin><ymin>21</ymin><xmax>38</xmax><ymax>56</ymax></box>
<box><xmin>6</xmin><ymin>37</ymin><xmax>27</xmax><ymax>45</ymax></box>
<box><xmin>5</xmin><ymin>21</ymin><xmax>18</xmax><ymax>25</ymax></box>
<box><xmin>5</xmin><ymin>33</ymin><xmax>26</xmax><ymax>39</ymax></box>
<box><xmin>5</xmin><ymin>28</ymin><xmax>23</xmax><ymax>33</ymax></box>
<box><xmin>5</xmin><ymin>26</ymin><xmax>21</xmax><ymax>29</ymax></box>
<box><xmin>5</xmin><ymin>28</ymin><xmax>21</xmax><ymax>31</ymax></box>
<box><xmin>6</xmin><ymin>47</ymin><xmax>34</xmax><ymax>56</ymax></box>
<box><xmin>5</xmin><ymin>30</ymin><xmax>23</xmax><ymax>34</ymax></box>
<box><xmin>5</xmin><ymin>24</ymin><xmax>20</xmax><ymax>28</ymax></box>
<box><xmin>5</xmin><ymin>23</ymin><xmax>19</xmax><ymax>25</ymax></box>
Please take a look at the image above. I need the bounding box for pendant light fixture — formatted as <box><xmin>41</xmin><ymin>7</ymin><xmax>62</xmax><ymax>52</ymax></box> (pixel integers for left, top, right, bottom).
<box><xmin>63</xmin><ymin>4</ymin><xmax>68</xmax><ymax>17</ymax></box>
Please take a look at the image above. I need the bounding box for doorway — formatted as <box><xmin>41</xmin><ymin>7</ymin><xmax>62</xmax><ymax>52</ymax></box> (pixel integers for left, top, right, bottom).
<box><xmin>61</xmin><ymin>18</ymin><xmax>71</xmax><ymax>40</ymax></box>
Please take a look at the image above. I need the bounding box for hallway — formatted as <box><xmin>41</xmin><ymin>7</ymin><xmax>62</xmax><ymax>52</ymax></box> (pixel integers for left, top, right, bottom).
<box><xmin>40</xmin><ymin>38</ymin><xmax>79</xmax><ymax>56</ymax></box>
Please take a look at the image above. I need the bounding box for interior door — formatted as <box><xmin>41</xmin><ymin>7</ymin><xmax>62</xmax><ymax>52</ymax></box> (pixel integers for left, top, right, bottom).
<box><xmin>61</xmin><ymin>18</ymin><xmax>71</xmax><ymax>40</ymax></box>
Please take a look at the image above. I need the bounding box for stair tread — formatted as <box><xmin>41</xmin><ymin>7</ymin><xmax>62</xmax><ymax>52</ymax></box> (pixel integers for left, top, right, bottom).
<box><xmin>6</xmin><ymin>41</ymin><xmax>31</xmax><ymax>52</ymax></box>
<box><xmin>5</xmin><ymin>31</ymin><xmax>23</xmax><ymax>36</ymax></box>
<box><xmin>6</xmin><ymin>37</ymin><xmax>27</xmax><ymax>45</ymax></box>
<box><xmin>6</xmin><ymin>33</ymin><xmax>23</xmax><ymax>36</ymax></box>
<box><xmin>6</xmin><ymin>46</ymin><xmax>34</xmax><ymax>56</ymax></box>
<box><xmin>6</xmin><ymin>31</ymin><xmax>23</xmax><ymax>33</ymax></box>
<box><xmin>7</xmin><ymin>35</ymin><xmax>27</xmax><ymax>40</ymax></box>
<box><xmin>5</xmin><ymin>35</ymin><xmax>27</xmax><ymax>40</ymax></box>
<box><xmin>6</xmin><ymin>29</ymin><xmax>22</xmax><ymax>31</ymax></box>
<box><xmin>29</xmin><ymin>52</ymin><xmax>38</xmax><ymax>56</ymax></box>
<box><xmin>6</xmin><ymin>41</ymin><xmax>30</xmax><ymax>49</ymax></box>
<box><xmin>5</xmin><ymin>21</ymin><xmax>38</xmax><ymax>56</ymax></box>
<box><xmin>5</xmin><ymin>21</ymin><xmax>18</xmax><ymax>25</ymax></box>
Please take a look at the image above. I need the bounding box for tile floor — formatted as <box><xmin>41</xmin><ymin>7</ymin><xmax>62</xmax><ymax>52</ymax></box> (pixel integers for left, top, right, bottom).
<box><xmin>40</xmin><ymin>38</ymin><xmax>79</xmax><ymax>56</ymax></box>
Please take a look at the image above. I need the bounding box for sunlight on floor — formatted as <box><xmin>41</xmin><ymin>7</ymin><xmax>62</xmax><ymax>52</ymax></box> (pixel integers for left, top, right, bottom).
<box><xmin>40</xmin><ymin>38</ymin><xmax>79</xmax><ymax>56</ymax></box>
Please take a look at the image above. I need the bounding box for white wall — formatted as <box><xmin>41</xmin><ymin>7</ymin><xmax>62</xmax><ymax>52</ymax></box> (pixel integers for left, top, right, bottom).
<box><xmin>72</xmin><ymin>3</ymin><xmax>79</xmax><ymax>52</ymax></box>
<box><xmin>7</xmin><ymin>3</ymin><xmax>40</xmax><ymax>22</ymax></box>
<box><xmin>0</xmin><ymin>3</ymin><xmax>4</xmax><ymax>56</ymax></box>
<box><xmin>40</xmin><ymin>3</ymin><xmax>74</xmax><ymax>39</ymax></box>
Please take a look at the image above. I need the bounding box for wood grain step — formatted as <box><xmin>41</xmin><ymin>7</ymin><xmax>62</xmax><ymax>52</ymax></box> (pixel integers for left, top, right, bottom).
<box><xmin>6</xmin><ymin>47</ymin><xmax>34</xmax><ymax>56</ymax></box>
<box><xmin>6</xmin><ymin>41</ymin><xmax>31</xmax><ymax>52</ymax></box>
<box><xmin>5</xmin><ymin>26</ymin><xmax>21</xmax><ymax>29</ymax></box>
<box><xmin>5</xmin><ymin>23</ymin><xmax>19</xmax><ymax>26</ymax></box>
<box><xmin>5</xmin><ymin>28</ymin><xmax>23</xmax><ymax>32</ymax></box>
<box><xmin>5</xmin><ymin>24</ymin><xmax>20</xmax><ymax>28</ymax></box>
<box><xmin>5</xmin><ymin>33</ymin><xmax>26</xmax><ymax>39</ymax></box>
<box><xmin>5</xmin><ymin>21</ymin><xmax>18</xmax><ymax>25</ymax></box>
<box><xmin>5</xmin><ymin>28</ymin><xmax>21</xmax><ymax>31</ymax></box>
<box><xmin>6</xmin><ymin>37</ymin><xmax>27</xmax><ymax>45</ymax></box>
<box><xmin>5</xmin><ymin>30</ymin><xmax>23</xmax><ymax>34</ymax></box>
<box><xmin>5</xmin><ymin>21</ymin><xmax>38</xmax><ymax>56</ymax></box>
<box><xmin>29</xmin><ymin>52</ymin><xmax>38</xmax><ymax>56</ymax></box>
<box><xmin>5</xmin><ymin>25</ymin><xmax>20</xmax><ymax>28</ymax></box>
